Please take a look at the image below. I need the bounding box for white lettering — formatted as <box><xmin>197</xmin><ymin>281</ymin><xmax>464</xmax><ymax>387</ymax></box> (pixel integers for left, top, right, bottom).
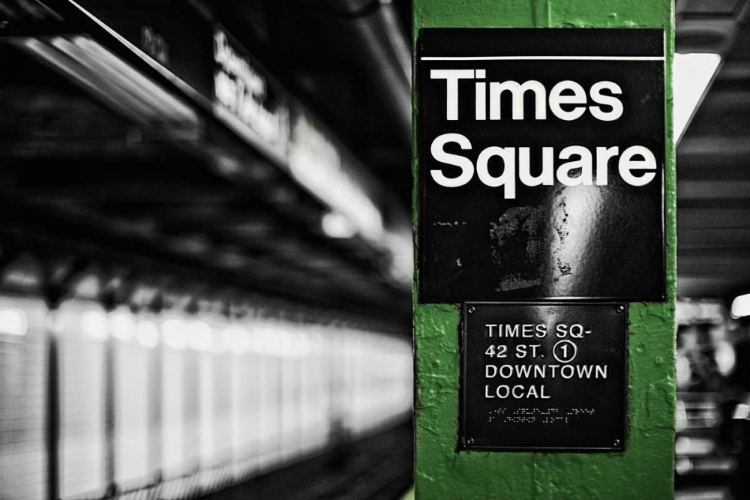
<box><xmin>431</xmin><ymin>69</ymin><xmax>475</xmax><ymax>120</ymax></box>
<box><xmin>557</xmin><ymin>146</ymin><xmax>594</xmax><ymax>186</ymax></box>
<box><xmin>477</xmin><ymin>147</ymin><xmax>517</xmax><ymax>199</ymax></box>
<box><xmin>549</xmin><ymin>80</ymin><xmax>587</xmax><ymax>121</ymax></box>
<box><xmin>596</xmin><ymin>146</ymin><xmax>619</xmax><ymax>185</ymax></box>
<box><xmin>489</xmin><ymin>80</ymin><xmax>547</xmax><ymax>120</ymax></box>
<box><xmin>499</xmin><ymin>365</ymin><xmax>514</xmax><ymax>378</ymax></box>
<box><xmin>590</xmin><ymin>81</ymin><xmax>624</xmax><ymax>121</ymax></box>
<box><xmin>619</xmin><ymin>145</ymin><xmax>657</xmax><ymax>187</ymax></box>
<box><xmin>428</xmin><ymin>142</ymin><xmax>658</xmax><ymax>195</ymax></box>
<box><xmin>430</xmin><ymin>133</ymin><xmax>474</xmax><ymax>187</ymax></box>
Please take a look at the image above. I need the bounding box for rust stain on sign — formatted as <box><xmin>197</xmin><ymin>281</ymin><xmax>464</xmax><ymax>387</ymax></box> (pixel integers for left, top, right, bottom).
<box><xmin>489</xmin><ymin>201</ymin><xmax>572</xmax><ymax>293</ymax></box>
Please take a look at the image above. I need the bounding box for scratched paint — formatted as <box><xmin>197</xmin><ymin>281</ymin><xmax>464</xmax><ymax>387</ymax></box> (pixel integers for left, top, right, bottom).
<box><xmin>487</xmin><ymin>202</ymin><xmax>575</xmax><ymax>293</ymax></box>
<box><xmin>412</xmin><ymin>0</ymin><xmax>676</xmax><ymax>499</ymax></box>
<box><xmin>490</xmin><ymin>206</ymin><xmax>545</xmax><ymax>292</ymax></box>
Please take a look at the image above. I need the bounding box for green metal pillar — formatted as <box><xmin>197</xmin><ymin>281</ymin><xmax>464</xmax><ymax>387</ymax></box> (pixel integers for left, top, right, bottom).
<box><xmin>412</xmin><ymin>1</ymin><xmax>676</xmax><ymax>499</ymax></box>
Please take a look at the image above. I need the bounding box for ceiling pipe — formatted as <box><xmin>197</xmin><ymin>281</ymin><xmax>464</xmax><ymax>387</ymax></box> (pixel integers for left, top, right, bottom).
<box><xmin>318</xmin><ymin>0</ymin><xmax>412</xmax><ymax>141</ymax></box>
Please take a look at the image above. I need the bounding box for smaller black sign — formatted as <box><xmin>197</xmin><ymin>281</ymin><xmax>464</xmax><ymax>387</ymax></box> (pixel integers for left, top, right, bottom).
<box><xmin>460</xmin><ymin>302</ymin><xmax>627</xmax><ymax>452</ymax></box>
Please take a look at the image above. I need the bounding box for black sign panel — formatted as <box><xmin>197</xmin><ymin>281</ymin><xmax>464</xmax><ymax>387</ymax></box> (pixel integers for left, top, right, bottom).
<box><xmin>460</xmin><ymin>303</ymin><xmax>627</xmax><ymax>451</ymax></box>
<box><xmin>417</xmin><ymin>29</ymin><xmax>666</xmax><ymax>303</ymax></box>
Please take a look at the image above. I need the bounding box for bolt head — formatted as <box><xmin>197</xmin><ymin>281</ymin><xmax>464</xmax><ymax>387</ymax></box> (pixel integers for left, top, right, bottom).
<box><xmin>468</xmin><ymin>307</ymin><xmax>476</xmax><ymax>314</ymax></box>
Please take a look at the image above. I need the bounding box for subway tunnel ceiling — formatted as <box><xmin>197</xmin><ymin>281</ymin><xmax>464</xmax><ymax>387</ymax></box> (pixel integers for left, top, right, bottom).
<box><xmin>677</xmin><ymin>0</ymin><xmax>750</xmax><ymax>299</ymax></box>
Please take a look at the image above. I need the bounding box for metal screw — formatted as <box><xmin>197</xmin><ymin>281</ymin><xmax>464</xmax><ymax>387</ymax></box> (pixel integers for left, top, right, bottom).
<box><xmin>467</xmin><ymin>438</ymin><xmax>475</xmax><ymax>445</ymax></box>
<box><xmin>613</xmin><ymin>439</ymin><xmax>621</xmax><ymax>447</ymax></box>
<box><xmin>468</xmin><ymin>307</ymin><xmax>476</xmax><ymax>314</ymax></box>
<box><xmin>616</xmin><ymin>305</ymin><xmax>625</xmax><ymax>314</ymax></box>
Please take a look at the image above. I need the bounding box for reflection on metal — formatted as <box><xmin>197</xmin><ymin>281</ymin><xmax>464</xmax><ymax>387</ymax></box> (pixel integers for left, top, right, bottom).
<box><xmin>541</xmin><ymin>186</ymin><xmax>603</xmax><ymax>298</ymax></box>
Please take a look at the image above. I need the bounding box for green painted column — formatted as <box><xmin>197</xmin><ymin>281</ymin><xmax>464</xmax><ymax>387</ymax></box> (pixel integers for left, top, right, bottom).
<box><xmin>412</xmin><ymin>1</ymin><xmax>676</xmax><ymax>499</ymax></box>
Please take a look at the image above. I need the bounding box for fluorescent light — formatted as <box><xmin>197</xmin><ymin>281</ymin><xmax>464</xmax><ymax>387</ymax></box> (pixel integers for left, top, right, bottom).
<box><xmin>81</xmin><ymin>310</ymin><xmax>109</xmax><ymax>339</ymax></box>
<box><xmin>715</xmin><ymin>340</ymin><xmax>736</xmax><ymax>376</ymax></box>
<box><xmin>187</xmin><ymin>320</ymin><xmax>213</xmax><ymax>351</ymax></box>
<box><xmin>0</xmin><ymin>309</ymin><xmax>28</xmax><ymax>336</ymax></box>
<box><xmin>731</xmin><ymin>293</ymin><xmax>750</xmax><ymax>318</ymax></box>
<box><xmin>321</xmin><ymin>211</ymin><xmax>357</xmax><ymax>239</ymax></box>
<box><xmin>111</xmin><ymin>311</ymin><xmax>136</xmax><ymax>341</ymax></box>
<box><xmin>674</xmin><ymin>53</ymin><xmax>721</xmax><ymax>143</ymax></box>
<box><xmin>162</xmin><ymin>318</ymin><xmax>188</xmax><ymax>349</ymax></box>
<box><xmin>135</xmin><ymin>320</ymin><xmax>160</xmax><ymax>349</ymax></box>
<box><xmin>223</xmin><ymin>325</ymin><xmax>249</xmax><ymax>354</ymax></box>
